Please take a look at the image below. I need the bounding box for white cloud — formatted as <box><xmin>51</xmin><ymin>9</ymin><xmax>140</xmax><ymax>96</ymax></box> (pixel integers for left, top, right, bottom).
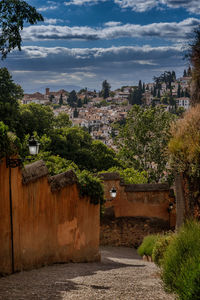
<box><xmin>64</xmin><ymin>0</ymin><xmax>106</xmax><ymax>6</ymax></box>
<box><xmin>4</xmin><ymin>44</ymin><xmax>186</xmax><ymax>91</ymax></box>
<box><xmin>161</xmin><ymin>0</ymin><xmax>200</xmax><ymax>14</ymax></box>
<box><xmin>37</xmin><ymin>5</ymin><xmax>58</xmax><ymax>12</ymax></box>
<box><xmin>114</xmin><ymin>0</ymin><xmax>158</xmax><ymax>12</ymax></box>
<box><xmin>21</xmin><ymin>18</ymin><xmax>200</xmax><ymax>42</ymax></box>
<box><xmin>64</xmin><ymin>0</ymin><xmax>200</xmax><ymax>13</ymax></box>
<box><xmin>44</xmin><ymin>18</ymin><xmax>64</xmax><ymax>25</ymax></box>
<box><xmin>104</xmin><ymin>21</ymin><xmax>122</xmax><ymax>27</ymax></box>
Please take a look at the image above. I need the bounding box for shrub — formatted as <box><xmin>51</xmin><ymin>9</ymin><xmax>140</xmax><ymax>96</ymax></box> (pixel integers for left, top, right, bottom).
<box><xmin>162</xmin><ymin>220</ymin><xmax>200</xmax><ymax>299</ymax></box>
<box><xmin>152</xmin><ymin>234</ymin><xmax>175</xmax><ymax>267</ymax></box>
<box><xmin>77</xmin><ymin>170</ymin><xmax>104</xmax><ymax>205</ymax></box>
<box><xmin>137</xmin><ymin>234</ymin><xmax>160</xmax><ymax>257</ymax></box>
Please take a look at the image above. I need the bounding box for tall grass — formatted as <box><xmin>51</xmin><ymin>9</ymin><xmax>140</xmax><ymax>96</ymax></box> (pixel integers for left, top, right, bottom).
<box><xmin>137</xmin><ymin>234</ymin><xmax>159</xmax><ymax>257</ymax></box>
<box><xmin>162</xmin><ymin>220</ymin><xmax>200</xmax><ymax>300</ymax></box>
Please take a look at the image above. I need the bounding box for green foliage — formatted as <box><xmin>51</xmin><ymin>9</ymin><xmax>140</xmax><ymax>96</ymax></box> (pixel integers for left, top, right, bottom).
<box><xmin>0</xmin><ymin>0</ymin><xmax>43</xmax><ymax>59</ymax></box>
<box><xmin>101</xmin><ymin>80</ymin><xmax>111</xmax><ymax>99</ymax></box>
<box><xmin>0</xmin><ymin>121</ymin><xmax>9</xmax><ymax>157</ymax></box>
<box><xmin>189</xmin><ymin>27</ymin><xmax>200</xmax><ymax>105</ymax></box>
<box><xmin>18</xmin><ymin>103</ymin><xmax>54</xmax><ymax>138</ymax></box>
<box><xmin>67</xmin><ymin>90</ymin><xmax>78</xmax><ymax>107</ymax></box>
<box><xmin>103</xmin><ymin>167</ymin><xmax>148</xmax><ymax>184</ymax></box>
<box><xmin>137</xmin><ymin>234</ymin><xmax>160</xmax><ymax>257</ymax></box>
<box><xmin>54</xmin><ymin>112</ymin><xmax>72</xmax><ymax>129</ymax></box>
<box><xmin>77</xmin><ymin>170</ymin><xmax>104</xmax><ymax>205</ymax></box>
<box><xmin>59</xmin><ymin>94</ymin><xmax>63</xmax><ymax>106</ymax></box>
<box><xmin>0</xmin><ymin>121</ymin><xmax>21</xmax><ymax>158</ymax></box>
<box><xmin>117</xmin><ymin>105</ymin><xmax>175</xmax><ymax>183</ymax></box>
<box><xmin>152</xmin><ymin>234</ymin><xmax>174</xmax><ymax>267</ymax></box>
<box><xmin>128</xmin><ymin>87</ymin><xmax>142</xmax><ymax>105</ymax></box>
<box><xmin>168</xmin><ymin>105</ymin><xmax>200</xmax><ymax>177</ymax></box>
<box><xmin>91</xmin><ymin>141</ymin><xmax>120</xmax><ymax>172</ymax></box>
<box><xmin>162</xmin><ymin>220</ymin><xmax>200</xmax><ymax>299</ymax></box>
<box><xmin>0</xmin><ymin>68</ymin><xmax>23</xmax><ymax>131</ymax></box>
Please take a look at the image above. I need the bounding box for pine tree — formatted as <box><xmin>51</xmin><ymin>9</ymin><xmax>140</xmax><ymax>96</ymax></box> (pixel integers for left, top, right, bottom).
<box><xmin>177</xmin><ymin>83</ymin><xmax>181</xmax><ymax>98</ymax></box>
<box><xmin>101</xmin><ymin>80</ymin><xmax>111</xmax><ymax>99</ymax></box>
<box><xmin>138</xmin><ymin>80</ymin><xmax>142</xmax><ymax>91</ymax></box>
<box><xmin>142</xmin><ymin>82</ymin><xmax>145</xmax><ymax>93</ymax></box>
<box><xmin>59</xmin><ymin>94</ymin><xmax>63</xmax><ymax>106</ymax></box>
<box><xmin>77</xmin><ymin>98</ymin><xmax>82</xmax><ymax>108</ymax></box>
<box><xmin>73</xmin><ymin>107</ymin><xmax>79</xmax><ymax>118</ymax></box>
<box><xmin>67</xmin><ymin>90</ymin><xmax>77</xmax><ymax>107</ymax></box>
<box><xmin>183</xmin><ymin>69</ymin><xmax>187</xmax><ymax>77</ymax></box>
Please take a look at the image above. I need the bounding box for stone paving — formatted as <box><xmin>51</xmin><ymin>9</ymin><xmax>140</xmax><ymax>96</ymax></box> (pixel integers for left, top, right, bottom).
<box><xmin>0</xmin><ymin>247</ymin><xmax>175</xmax><ymax>300</ymax></box>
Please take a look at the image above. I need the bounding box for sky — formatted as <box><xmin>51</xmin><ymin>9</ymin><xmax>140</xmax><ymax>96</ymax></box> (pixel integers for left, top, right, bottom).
<box><xmin>1</xmin><ymin>0</ymin><xmax>200</xmax><ymax>93</ymax></box>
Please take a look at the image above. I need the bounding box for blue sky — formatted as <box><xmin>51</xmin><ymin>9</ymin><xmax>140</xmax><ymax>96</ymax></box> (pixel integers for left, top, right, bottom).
<box><xmin>1</xmin><ymin>0</ymin><xmax>200</xmax><ymax>92</ymax></box>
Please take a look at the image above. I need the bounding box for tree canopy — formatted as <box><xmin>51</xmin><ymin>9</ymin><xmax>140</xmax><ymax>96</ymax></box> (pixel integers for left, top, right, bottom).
<box><xmin>0</xmin><ymin>0</ymin><xmax>43</xmax><ymax>59</ymax></box>
<box><xmin>101</xmin><ymin>80</ymin><xmax>111</xmax><ymax>99</ymax></box>
<box><xmin>117</xmin><ymin>105</ymin><xmax>175</xmax><ymax>183</ymax></box>
<box><xmin>0</xmin><ymin>67</ymin><xmax>23</xmax><ymax>131</ymax></box>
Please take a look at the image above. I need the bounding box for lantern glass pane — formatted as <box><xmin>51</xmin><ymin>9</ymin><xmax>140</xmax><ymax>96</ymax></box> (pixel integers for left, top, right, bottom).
<box><xmin>29</xmin><ymin>145</ymin><xmax>37</xmax><ymax>155</ymax></box>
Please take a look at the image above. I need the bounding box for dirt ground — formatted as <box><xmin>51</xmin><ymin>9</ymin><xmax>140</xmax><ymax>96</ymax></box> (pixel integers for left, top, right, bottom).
<box><xmin>0</xmin><ymin>247</ymin><xmax>175</xmax><ymax>300</ymax></box>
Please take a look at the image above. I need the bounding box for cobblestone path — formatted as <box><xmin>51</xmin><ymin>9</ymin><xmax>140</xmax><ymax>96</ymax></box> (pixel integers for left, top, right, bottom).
<box><xmin>0</xmin><ymin>247</ymin><xmax>174</xmax><ymax>300</ymax></box>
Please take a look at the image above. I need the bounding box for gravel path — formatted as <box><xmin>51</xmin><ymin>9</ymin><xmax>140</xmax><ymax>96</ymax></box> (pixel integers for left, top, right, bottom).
<box><xmin>0</xmin><ymin>247</ymin><xmax>175</xmax><ymax>300</ymax></box>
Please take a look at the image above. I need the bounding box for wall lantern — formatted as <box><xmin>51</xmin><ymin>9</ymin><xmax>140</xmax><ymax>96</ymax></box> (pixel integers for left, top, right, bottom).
<box><xmin>168</xmin><ymin>202</ymin><xmax>174</xmax><ymax>213</ymax></box>
<box><xmin>110</xmin><ymin>187</ymin><xmax>117</xmax><ymax>198</ymax></box>
<box><xmin>28</xmin><ymin>136</ymin><xmax>40</xmax><ymax>156</ymax></box>
<box><xmin>6</xmin><ymin>136</ymin><xmax>40</xmax><ymax>168</ymax></box>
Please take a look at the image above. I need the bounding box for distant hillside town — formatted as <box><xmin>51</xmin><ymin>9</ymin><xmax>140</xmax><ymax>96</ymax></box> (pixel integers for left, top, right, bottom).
<box><xmin>22</xmin><ymin>69</ymin><xmax>192</xmax><ymax>148</ymax></box>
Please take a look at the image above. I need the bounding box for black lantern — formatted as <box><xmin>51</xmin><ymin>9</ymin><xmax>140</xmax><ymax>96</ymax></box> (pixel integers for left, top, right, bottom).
<box><xmin>6</xmin><ymin>136</ymin><xmax>40</xmax><ymax>168</ymax></box>
<box><xmin>28</xmin><ymin>136</ymin><xmax>40</xmax><ymax>156</ymax></box>
<box><xmin>110</xmin><ymin>187</ymin><xmax>117</xmax><ymax>198</ymax></box>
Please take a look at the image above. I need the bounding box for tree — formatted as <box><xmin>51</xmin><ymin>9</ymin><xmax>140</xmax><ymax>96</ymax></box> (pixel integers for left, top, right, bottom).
<box><xmin>17</xmin><ymin>103</ymin><xmax>54</xmax><ymax>138</ymax></box>
<box><xmin>91</xmin><ymin>140</ymin><xmax>120</xmax><ymax>172</ymax></box>
<box><xmin>183</xmin><ymin>69</ymin><xmax>187</xmax><ymax>77</ymax></box>
<box><xmin>117</xmin><ymin>105</ymin><xmax>175</xmax><ymax>183</ymax></box>
<box><xmin>0</xmin><ymin>0</ymin><xmax>43</xmax><ymax>59</ymax></box>
<box><xmin>169</xmin><ymin>104</ymin><xmax>200</xmax><ymax>219</ymax></box>
<box><xmin>129</xmin><ymin>88</ymin><xmax>142</xmax><ymax>105</ymax></box>
<box><xmin>54</xmin><ymin>112</ymin><xmax>72</xmax><ymax>129</ymax></box>
<box><xmin>77</xmin><ymin>98</ymin><xmax>82</xmax><ymax>108</ymax></box>
<box><xmin>142</xmin><ymin>82</ymin><xmax>145</xmax><ymax>93</ymax></box>
<box><xmin>101</xmin><ymin>80</ymin><xmax>111</xmax><ymax>99</ymax></box>
<box><xmin>59</xmin><ymin>94</ymin><xmax>63</xmax><ymax>106</ymax></box>
<box><xmin>138</xmin><ymin>80</ymin><xmax>142</xmax><ymax>91</ymax></box>
<box><xmin>188</xmin><ymin>27</ymin><xmax>200</xmax><ymax>105</ymax></box>
<box><xmin>67</xmin><ymin>90</ymin><xmax>77</xmax><ymax>107</ymax></box>
<box><xmin>177</xmin><ymin>83</ymin><xmax>181</xmax><ymax>98</ymax></box>
<box><xmin>0</xmin><ymin>68</ymin><xmax>23</xmax><ymax>131</ymax></box>
<box><xmin>73</xmin><ymin>107</ymin><xmax>79</xmax><ymax>118</ymax></box>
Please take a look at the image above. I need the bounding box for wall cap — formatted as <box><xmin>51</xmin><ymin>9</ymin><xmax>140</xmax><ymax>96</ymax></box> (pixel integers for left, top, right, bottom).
<box><xmin>22</xmin><ymin>160</ymin><xmax>49</xmax><ymax>184</ymax></box>
<box><xmin>49</xmin><ymin>169</ymin><xmax>78</xmax><ymax>192</ymax></box>
<box><xmin>98</xmin><ymin>172</ymin><xmax>121</xmax><ymax>181</ymax></box>
<box><xmin>124</xmin><ymin>183</ymin><xmax>170</xmax><ymax>192</ymax></box>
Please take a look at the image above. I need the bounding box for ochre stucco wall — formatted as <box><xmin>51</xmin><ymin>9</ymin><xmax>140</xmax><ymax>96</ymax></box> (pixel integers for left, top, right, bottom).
<box><xmin>0</xmin><ymin>159</ymin><xmax>100</xmax><ymax>275</ymax></box>
<box><xmin>102</xmin><ymin>177</ymin><xmax>176</xmax><ymax>226</ymax></box>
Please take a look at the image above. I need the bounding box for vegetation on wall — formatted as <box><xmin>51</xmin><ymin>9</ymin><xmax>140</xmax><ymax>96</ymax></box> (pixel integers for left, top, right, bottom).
<box><xmin>100</xmin><ymin>167</ymin><xmax>148</xmax><ymax>184</ymax></box>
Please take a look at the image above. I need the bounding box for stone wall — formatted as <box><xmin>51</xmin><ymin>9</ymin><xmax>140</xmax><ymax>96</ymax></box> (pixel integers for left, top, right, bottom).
<box><xmin>0</xmin><ymin>159</ymin><xmax>100</xmax><ymax>275</ymax></box>
<box><xmin>100</xmin><ymin>216</ymin><xmax>169</xmax><ymax>248</ymax></box>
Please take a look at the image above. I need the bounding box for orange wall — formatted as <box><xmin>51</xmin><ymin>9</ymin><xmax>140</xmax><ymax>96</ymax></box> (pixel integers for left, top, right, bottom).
<box><xmin>0</xmin><ymin>159</ymin><xmax>100</xmax><ymax>275</ymax></box>
<box><xmin>103</xmin><ymin>178</ymin><xmax>176</xmax><ymax>225</ymax></box>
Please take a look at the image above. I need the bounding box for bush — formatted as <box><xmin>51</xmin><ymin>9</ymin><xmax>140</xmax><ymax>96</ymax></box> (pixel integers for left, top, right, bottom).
<box><xmin>152</xmin><ymin>234</ymin><xmax>174</xmax><ymax>267</ymax></box>
<box><xmin>77</xmin><ymin>170</ymin><xmax>104</xmax><ymax>205</ymax></box>
<box><xmin>137</xmin><ymin>234</ymin><xmax>160</xmax><ymax>257</ymax></box>
<box><xmin>162</xmin><ymin>220</ymin><xmax>200</xmax><ymax>299</ymax></box>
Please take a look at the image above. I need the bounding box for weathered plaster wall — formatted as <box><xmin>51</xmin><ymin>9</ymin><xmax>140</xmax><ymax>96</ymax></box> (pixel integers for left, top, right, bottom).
<box><xmin>100</xmin><ymin>173</ymin><xmax>176</xmax><ymax>226</ymax></box>
<box><xmin>0</xmin><ymin>159</ymin><xmax>100</xmax><ymax>275</ymax></box>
